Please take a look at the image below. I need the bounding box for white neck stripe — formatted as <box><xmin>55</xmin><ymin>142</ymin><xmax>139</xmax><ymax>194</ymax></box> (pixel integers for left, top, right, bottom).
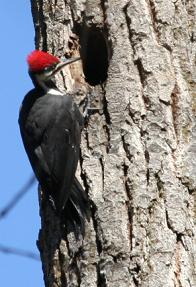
<box><xmin>47</xmin><ymin>88</ymin><xmax>64</xmax><ymax>96</ymax></box>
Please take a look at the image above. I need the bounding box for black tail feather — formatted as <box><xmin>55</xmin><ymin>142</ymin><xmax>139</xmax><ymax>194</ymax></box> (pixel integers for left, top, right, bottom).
<box><xmin>61</xmin><ymin>177</ymin><xmax>90</xmax><ymax>238</ymax></box>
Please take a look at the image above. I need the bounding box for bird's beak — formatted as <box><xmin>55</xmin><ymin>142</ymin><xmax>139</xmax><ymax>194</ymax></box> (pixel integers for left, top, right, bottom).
<box><xmin>50</xmin><ymin>57</ymin><xmax>81</xmax><ymax>78</ymax></box>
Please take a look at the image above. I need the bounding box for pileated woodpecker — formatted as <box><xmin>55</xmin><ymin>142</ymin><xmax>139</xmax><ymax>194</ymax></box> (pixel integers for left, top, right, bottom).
<box><xmin>19</xmin><ymin>50</ymin><xmax>89</xmax><ymax>236</ymax></box>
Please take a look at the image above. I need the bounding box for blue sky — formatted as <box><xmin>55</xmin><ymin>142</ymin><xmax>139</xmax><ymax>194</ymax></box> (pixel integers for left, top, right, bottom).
<box><xmin>0</xmin><ymin>1</ymin><xmax>43</xmax><ymax>286</ymax></box>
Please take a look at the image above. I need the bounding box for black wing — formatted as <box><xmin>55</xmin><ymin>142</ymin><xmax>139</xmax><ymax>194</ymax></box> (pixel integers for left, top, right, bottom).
<box><xmin>19</xmin><ymin>91</ymin><xmax>82</xmax><ymax>212</ymax></box>
<box><xmin>39</xmin><ymin>103</ymin><xmax>81</xmax><ymax>211</ymax></box>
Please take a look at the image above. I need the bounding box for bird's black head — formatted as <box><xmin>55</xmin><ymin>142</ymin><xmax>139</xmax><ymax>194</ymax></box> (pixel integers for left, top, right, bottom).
<box><xmin>27</xmin><ymin>50</ymin><xmax>80</xmax><ymax>90</ymax></box>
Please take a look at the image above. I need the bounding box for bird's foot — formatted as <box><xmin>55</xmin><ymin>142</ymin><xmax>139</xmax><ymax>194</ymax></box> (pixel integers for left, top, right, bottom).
<box><xmin>83</xmin><ymin>93</ymin><xmax>103</xmax><ymax>119</ymax></box>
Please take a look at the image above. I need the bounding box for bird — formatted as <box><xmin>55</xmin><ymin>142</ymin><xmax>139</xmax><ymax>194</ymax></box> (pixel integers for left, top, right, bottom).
<box><xmin>18</xmin><ymin>50</ymin><xmax>89</xmax><ymax>237</ymax></box>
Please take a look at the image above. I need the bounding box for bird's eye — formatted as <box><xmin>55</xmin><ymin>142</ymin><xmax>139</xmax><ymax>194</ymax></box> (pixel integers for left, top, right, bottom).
<box><xmin>44</xmin><ymin>64</ymin><xmax>57</xmax><ymax>72</ymax></box>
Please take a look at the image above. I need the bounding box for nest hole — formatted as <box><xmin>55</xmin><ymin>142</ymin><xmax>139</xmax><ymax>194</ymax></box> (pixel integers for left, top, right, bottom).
<box><xmin>79</xmin><ymin>27</ymin><xmax>109</xmax><ymax>86</ymax></box>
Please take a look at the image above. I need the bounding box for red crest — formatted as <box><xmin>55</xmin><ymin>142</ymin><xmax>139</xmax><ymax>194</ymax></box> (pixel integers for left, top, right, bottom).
<box><xmin>27</xmin><ymin>50</ymin><xmax>60</xmax><ymax>72</ymax></box>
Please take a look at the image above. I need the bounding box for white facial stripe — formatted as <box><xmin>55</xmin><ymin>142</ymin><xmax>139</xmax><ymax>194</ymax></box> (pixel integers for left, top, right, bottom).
<box><xmin>35</xmin><ymin>70</ymin><xmax>64</xmax><ymax>95</ymax></box>
<box><xmin>47</xmin><ymin>88</ymin><xmax>64</xmax><ymax>96</ymax></box>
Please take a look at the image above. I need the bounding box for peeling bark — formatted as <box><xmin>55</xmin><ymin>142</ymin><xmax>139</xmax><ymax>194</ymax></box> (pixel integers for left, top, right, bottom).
<box><xmin>31</xmin><ymin>0</ymin><xmax>196</xmax><ymax>286</ymax></box>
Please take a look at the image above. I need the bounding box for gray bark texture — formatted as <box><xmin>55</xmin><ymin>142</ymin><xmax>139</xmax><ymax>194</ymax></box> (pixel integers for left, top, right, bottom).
<box><xmin>30</xmin><ymin>0</ymin><xmax>196</xmax><ymax>286</ymax></box>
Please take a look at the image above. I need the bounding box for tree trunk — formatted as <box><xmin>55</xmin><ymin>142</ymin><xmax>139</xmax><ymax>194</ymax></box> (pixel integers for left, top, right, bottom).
<box><xmin>30</xmin><ymin>0</ymin><xmax>196</xmax><ymax>286</ymax></box>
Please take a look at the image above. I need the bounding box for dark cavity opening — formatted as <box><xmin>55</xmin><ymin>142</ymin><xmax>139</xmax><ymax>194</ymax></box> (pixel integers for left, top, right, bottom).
<box><xmin>77</xmin><ymin>26</ymin><xmax>109</xmax><ymax>86</ymax></box>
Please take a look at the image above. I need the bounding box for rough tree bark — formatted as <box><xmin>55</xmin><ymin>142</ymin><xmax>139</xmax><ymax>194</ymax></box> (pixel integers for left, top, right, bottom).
<box><xmin>30</xmin><ymin>0</ymin><xmax>196</xmax><ymax>286</ymax></box>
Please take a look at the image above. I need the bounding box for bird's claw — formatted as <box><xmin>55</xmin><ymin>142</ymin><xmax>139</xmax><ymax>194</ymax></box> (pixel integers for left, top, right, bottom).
<box><xmin>83</xmin><ymin>93</ymin><xmax>102</xmax><ymax>119</ymax></box>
